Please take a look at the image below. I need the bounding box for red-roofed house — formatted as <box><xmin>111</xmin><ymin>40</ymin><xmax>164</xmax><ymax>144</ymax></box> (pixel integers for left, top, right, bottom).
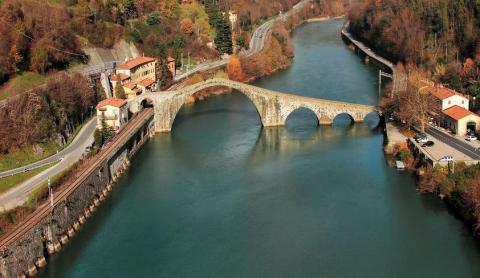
<box><xmin>96</xmin><ymin>98</ymin><xmax>129</xmax><ymax>131</ymax></box>
<box><xmin>116</xmin><ymin>56</ymin><xmax>157</xmax><ymax>84</ymax></box>
<box><xmin>442</xmin><ymin>105</ymin><xmax>480</xmax><ymax>136</ymax></box>
<box><xmin>428</xmin><ymin>86</ymin><xmax>469</xmax><ymax>110</ymax></box>
<box><xmin>137</xmin><ymin>78</ymin><xmax>156</xmax><ymax>93</ymax></box>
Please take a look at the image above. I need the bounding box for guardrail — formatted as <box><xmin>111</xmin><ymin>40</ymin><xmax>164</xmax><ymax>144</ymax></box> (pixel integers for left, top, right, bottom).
<box><xmin>0</xmin><ymin>109</ymin><xmax>154</xmax><ymax>250</ymax></box>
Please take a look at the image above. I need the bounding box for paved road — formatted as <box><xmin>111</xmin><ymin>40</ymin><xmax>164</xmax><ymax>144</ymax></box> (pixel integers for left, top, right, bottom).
<box><xmin>341</xmin><ymin>22</ymin><xmax>394</xmax><ymax>71</ymax></box>
<box><xmin>426</xmin><ymin>127</ymin><xmax>480</xmax><ymax>160</ymax></box>
<box><xmin>174</xmin><ymin>0</ymin><xmax>311</xmax><ymax>82</ymax></box>
<box><xmin>0</xmin><ymin>1</ymin><xmax>311</xmax><ymax>210</ymax></box>
<box><xmin>0</xmin><ymin>117</ymin><xmax>97</xmax><ymax>179</ymax></box>
<box><xmin>0</xmin><ymin>118</ymin><xmax>96</xmax><ymax>211</ymax></box>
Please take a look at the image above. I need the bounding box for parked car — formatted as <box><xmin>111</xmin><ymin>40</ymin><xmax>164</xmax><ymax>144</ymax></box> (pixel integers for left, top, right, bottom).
<box><xmin>422</xmin><ymin>141</ymin><xmax>434</xmax><ymax>147</ymax></box>
<box><xmin>414</xmin><ymin>133</ymin><xmax>427</xmax><ymax>139</ymax></box>
<box><xmin>466</xmin><ymin>134</ymin><xmax>478</xmax><ymax>141</ymax></box>
<box><xmin>439</xmin><ymin>155</ymin><xmax>454</xmax><ymax>162</ymax></box>
<box><xmin>417</xmin><ymin>137</ymin><xmax>428</xmax><ymax>143</ymax></box>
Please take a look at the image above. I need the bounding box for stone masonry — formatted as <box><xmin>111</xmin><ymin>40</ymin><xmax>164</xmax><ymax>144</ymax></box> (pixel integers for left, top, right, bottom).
<box><xmin>128</xmin><ymin>78</ymin><xmax>379</xmax><ymax>132</ymax></box>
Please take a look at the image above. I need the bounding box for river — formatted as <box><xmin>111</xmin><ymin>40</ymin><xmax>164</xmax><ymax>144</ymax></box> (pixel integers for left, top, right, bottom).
<box><xmin>40</xmin><ymin>19</ymin><xmax>480</xmax><ymax>277</ymax></box>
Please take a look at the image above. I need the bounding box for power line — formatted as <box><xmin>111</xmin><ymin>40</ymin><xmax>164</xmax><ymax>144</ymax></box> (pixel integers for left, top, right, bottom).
<box><xmin>0</xmin><ymin>18</ymin><xmax>87</xmax><ymax>58</ymax></box>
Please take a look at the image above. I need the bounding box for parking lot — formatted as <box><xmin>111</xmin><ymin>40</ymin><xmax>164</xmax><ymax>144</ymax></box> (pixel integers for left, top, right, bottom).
<box><xmin>411</xmin><ymin>136</ymin><xmax>474</xmax><ymax>162</ymax></box>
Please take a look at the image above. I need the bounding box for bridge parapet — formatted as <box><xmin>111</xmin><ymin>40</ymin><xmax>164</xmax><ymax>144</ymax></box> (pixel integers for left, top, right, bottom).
<box><xmin>127</xmin><ymin>78</ymin><xmax>378</xmax><ymax>132</ymax></box>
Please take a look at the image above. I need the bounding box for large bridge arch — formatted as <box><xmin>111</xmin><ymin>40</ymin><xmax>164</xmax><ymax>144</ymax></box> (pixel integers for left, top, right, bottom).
<box><xmin>164</xmin><ymin>79</ymin><xmax>282</xmax><ymax>132</ymax></box>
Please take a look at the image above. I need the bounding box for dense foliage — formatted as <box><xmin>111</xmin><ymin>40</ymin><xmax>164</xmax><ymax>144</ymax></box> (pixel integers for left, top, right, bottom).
<box><xmin>0</xmin><ymin>0</ymin><xmax>311</xmax><ymax>86</ymax></box>
<box><xmin>0</xmin><ymin>73</ymin><xmax>100</xmax><ymax>154</ymax></box>
<box><xmin>349</xmin><ymin>0</ymin><xmax>480</xmax><ymax>105</ymax></box>
<box><xmin>349</xmin><ymin>0</ymin><xmax>480</xmax><ymax>64</ymax></box>
<box><xmin>420</xmin><ymin>163</ymin><xmax>480</xmax><ymax>234</ymax></box>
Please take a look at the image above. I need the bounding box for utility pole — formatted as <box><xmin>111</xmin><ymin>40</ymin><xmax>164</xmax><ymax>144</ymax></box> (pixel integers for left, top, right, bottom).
<box><xmin>379</xmin><ymin>70</ymin><xmax>382</xmax><ymax>98</ymax></box>
<box><xmin>181</xmin><ymin>52</ymin><xmax>184</xmax><ymax>72</ymax></box>
<box><xmin>48</xmin><ymin>176</ymin><xmax>53</xmax><ymax>208</ymax></box>
<box><xmin>379</xmin><ymin>70</ymin><xmax>393</xmax><ymax>98</ymax></box>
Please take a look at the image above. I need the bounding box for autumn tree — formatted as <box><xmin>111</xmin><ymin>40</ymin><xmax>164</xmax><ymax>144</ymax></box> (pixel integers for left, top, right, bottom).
<box><xmin>227</xmin><ymin>56</ymin><xmax>245</xmax><ymax>81</ymax></box>
<box><xmin>395</xmin><ymin>68</ymin><xmax>440</xmax><ymax>132</ymax></box>
<box><xmin>186</xmin><ymin>73</ymin><xmax>204</xmax><ymax>85</ymax></box>
<box><xmin>180</xmin><ymin>18</ymin><xmax>195</xmax><ymax>35</ymax></box>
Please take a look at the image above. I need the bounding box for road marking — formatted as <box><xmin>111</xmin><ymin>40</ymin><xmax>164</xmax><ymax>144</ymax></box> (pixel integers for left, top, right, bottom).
<box><xmin>427</xmin><ymin>128</ymin><xmax>479</xmax><ymax>159</ymax></box>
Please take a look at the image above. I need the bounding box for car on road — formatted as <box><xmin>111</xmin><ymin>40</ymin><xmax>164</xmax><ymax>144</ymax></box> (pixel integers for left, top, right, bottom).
<box><xmin>415</xmin><ymin>133</ymin><xmax>428</xmax><ymax>143</ymax></box>
<box><xmin>421</xmin><ymin>141</ymin><xmax>434</xmax><ymax>147</ymax></box>
<box><xmin>466</xmin><ymin>134</ymin><xmax>478</xmax><ymax>141</ymax></box>
<box><xmin>439</xmin><ymin>155</ymin><xmax>454</xmax><ymax>162</ymax></box>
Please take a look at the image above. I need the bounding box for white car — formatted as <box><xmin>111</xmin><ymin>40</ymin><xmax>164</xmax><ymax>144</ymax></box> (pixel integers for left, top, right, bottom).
<box><xmin>417</xmin><ymin>137</ymin><xmax>428</xmax><ymax>143</ymax></box>
<box><xmin>439</xmin><ymin>155</ymin><xmax>454</xmax><ymax>162</ymax></box>
<box><xmin>466</xmin><ymin>135</ymin><xmax>477</xmax><ymax>141</ymax></box>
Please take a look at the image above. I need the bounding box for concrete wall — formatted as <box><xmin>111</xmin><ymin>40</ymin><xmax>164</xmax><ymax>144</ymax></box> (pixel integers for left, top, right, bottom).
<box><xmin>0</xmin><ymin>115</ymin><xmax>154</xmax><ymax>278</ymax></box>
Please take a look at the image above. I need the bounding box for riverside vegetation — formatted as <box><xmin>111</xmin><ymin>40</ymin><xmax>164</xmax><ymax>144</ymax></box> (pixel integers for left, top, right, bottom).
<box><xmin>0</xmin><ymin>0</ymin><xmax>349</xmax><ymax>239</ymax></box>
<box><xmin>350</xmin><ymin>0</ymin><xmax>480</xmax><ymax>236</ymax></box>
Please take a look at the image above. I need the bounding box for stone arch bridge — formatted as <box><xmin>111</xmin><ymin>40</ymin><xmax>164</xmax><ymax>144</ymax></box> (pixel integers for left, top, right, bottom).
<box><xmin>128</xmin><ymin>78</ymin><xmax>379</xmax><ymax>132</ymax></box>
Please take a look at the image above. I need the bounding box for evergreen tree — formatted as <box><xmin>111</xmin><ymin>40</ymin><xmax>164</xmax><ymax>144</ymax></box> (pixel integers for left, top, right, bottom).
<box><xmin>159</xmin><ymin>60</ymin><xmax>173</xmax><ymax>89</ymax></box>
<box><xmin>124</xmin><ymin>0</ymin><xmax>137</xmax><ymax>19</ymax></box>
<box><xmin>115</xmin><ymin>75</ymin><xmax>127</xmax><ymax>99</ymax></box>
<box><xmin>215</xmin><ymin>14</ymin><xmax>233</xmax><ymax>54</ymax></box>
<box><xmin>94</xmin><ymin>113</ymin><xmax>115</xmax><ymax>149</ymax></box>
<box><xmin>203</xmin><ymin>0</ymin><xmax>232</xmax><ymax>54</ymax></box>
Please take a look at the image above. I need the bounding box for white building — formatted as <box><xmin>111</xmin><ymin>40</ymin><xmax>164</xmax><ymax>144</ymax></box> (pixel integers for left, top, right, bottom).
<box><xmin>96</xmin><ymin>98</ymin><xmax>129</xmax><ymax>131</ymax></box>
<box><xmin>430</xmin><ymin>86</ymin><xmax>469</xmax><ymax>110</ymax></box>
<box><xmin>424</xmin><ymin>85</ymin><xmax>480</xmax><ymax>136</ymax></box>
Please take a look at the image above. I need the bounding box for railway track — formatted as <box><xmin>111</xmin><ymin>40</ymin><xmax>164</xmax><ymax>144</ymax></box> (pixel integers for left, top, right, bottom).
<box><xmin>0</xmin><ymin>109</ymin><xmax>154</xmax><ymax>251</ymax></box>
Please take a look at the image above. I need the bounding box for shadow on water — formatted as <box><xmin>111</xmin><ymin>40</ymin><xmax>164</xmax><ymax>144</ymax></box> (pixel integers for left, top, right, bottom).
<box><xmin>172</xmin><ymin>108</ymin><xmax>260</xmax><ymax>128</ymax></box>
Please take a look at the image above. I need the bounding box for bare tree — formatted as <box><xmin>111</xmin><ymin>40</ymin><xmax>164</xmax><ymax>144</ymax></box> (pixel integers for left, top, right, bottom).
<box><xmin>395</xmin><ymin>68</ymin><xmax>440</xmax><ymax>132</ymax></box>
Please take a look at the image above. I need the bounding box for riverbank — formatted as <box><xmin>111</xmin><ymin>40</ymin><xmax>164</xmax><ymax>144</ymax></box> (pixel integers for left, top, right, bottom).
<box><xmin>37</xmin><ymin>19</ymin><xmax>480</xmax><ymax>276</ymax></box>
<box><xmin>0</xmin><ymin>110</ymin><xmax>155</xmax><ymax>278</ymax></box>
<box><xmin>342</xmin><ymin>20</ymin><xmax>480</xmax><ymax>237</ymax></box>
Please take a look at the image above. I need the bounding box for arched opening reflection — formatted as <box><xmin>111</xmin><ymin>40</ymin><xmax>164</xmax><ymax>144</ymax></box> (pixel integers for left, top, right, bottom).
<box><xmin>363</xmin><ymin>112</ymin><xmax>381</xmax><ymax>130</ymax></box>
<box><xmin>170</xmin><ymin>92</ymin><xmax>262</xmax><ymax>168</ymax></box>
<box><xmin>332</xmin><ymin>113</ymin><xmax>354</xmax><ymax>129</ymax></box>
<box><xmin>285</xmin><ymin>107</ymin><xmax>319</xmax><ymax>140</ymax></box>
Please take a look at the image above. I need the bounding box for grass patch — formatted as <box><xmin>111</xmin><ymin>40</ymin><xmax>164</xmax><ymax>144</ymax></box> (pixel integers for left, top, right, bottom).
<box><xmin>0</xmin><ymin>118</ymin><xmax>89</xmax><ymax>172</ymax></box>
<box><xmin>0</xmin><ymin>72</ymin><xmax>45</xmax><ymax>100</ymax></box>
<box><xmin>0</xmin><ymin>142</ymin><xmax>60</xmax><ymax>173</ymax></box>
<box><xmin>0</xmin><ymin>162</ymin><xmax>57</xmax><ymax>194</ymax></box>
<box><xmin>27</xmin><ymin>164</ymin><xmax>73</xmax><ymax>206</ymax></box>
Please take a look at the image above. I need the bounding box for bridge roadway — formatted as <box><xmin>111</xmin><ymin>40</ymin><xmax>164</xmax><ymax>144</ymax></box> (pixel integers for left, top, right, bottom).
<box><xmin>128</xmin><ymin>78</ymin><xmax>379</xmax><ymax>133</ymax></box>
<box><xmin>0</xmin><ymin>108</ymin><xmax>154</xmax><ymax>250</ymax></box>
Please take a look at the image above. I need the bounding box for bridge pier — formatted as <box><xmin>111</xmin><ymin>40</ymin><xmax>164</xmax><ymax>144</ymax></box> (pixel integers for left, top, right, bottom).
<box><xmin>128</xmin><ymin>78</ymin><xmax>378</xmax><ymax>133</ymax></box>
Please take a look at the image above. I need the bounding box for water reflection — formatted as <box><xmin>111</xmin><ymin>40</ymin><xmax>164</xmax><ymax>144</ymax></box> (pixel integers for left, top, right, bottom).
<box><xmin>251</xmin><ymin>124</ymin><xmax>379</xmax><ymax>160</ymax></box>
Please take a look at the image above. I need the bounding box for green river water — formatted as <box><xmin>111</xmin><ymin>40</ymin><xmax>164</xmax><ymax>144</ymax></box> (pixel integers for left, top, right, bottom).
<box><xmin>39</xmin><ymin>19</ymin><xmax>480</xmax><ymax>278</ymax></box>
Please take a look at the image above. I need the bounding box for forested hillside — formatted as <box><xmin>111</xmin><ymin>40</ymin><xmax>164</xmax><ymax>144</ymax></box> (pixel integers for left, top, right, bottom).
<box><xmin>0</xmin><ymin>0</ymin><xmax>310</xmax><ymax>86</ymax></box>
<box><xmin>0</xmin><ymin>73</ymin><xmax>100</xmax><ymax>154</ymax></box>
<box><xmin>348</xmin><ymin>0</ymin><xmax>480</xmax><ymax>97</ymax></box>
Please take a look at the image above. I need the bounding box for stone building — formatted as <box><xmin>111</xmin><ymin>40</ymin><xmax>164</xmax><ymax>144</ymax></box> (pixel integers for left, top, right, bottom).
<box><xmin>115</xmin><ymin>56</ymin><xmax>157</xmax><ymax>84</ymax></box>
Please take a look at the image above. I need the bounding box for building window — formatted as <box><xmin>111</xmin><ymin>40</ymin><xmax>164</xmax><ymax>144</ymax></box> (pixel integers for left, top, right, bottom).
<box><xmin>462</xmin><ymin>100</ymin><xmax>465</xmax><ymax>104</ymax></box>
<box><xmin>448</xmin><ymin>100</ymin><xmax>451</xmax><ymax>105</ymax></box>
